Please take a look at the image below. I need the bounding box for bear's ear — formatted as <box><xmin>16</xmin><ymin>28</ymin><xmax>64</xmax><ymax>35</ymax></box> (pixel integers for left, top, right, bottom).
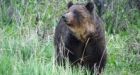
<box><xmin>85</xmin><ymin>2</ymin><xmax>94</xmax><ymax>13</ymax></box>
<box><xmin>67</xmin><ymin>1</ymin><xmax>73</xmax><ymax>8</ymax></box>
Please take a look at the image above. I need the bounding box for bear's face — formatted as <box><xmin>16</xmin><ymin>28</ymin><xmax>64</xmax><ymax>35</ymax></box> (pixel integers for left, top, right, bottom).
<box><xmin>62</xmin><ymin>2</ymin><xmax>96</xmax><ymax>42</ymax></box>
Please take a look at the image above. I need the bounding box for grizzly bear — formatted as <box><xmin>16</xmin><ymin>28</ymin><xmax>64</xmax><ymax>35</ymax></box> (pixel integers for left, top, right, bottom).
<box><xmin>54</xmin><ymin>1</ymin><xmax>107</xmax><ymax>75</ymax></box>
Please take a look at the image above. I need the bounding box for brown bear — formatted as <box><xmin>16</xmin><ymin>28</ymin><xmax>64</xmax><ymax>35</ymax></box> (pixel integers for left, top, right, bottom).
<box><xmin>54</xmin><ymin>1</ymin><xmax>107</xmax><ymax>75</ymax></box>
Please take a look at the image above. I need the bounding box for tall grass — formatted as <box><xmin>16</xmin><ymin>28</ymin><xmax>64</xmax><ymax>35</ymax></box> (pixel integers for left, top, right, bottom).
<box><xmin>0</xmin><ymin>0</ymin><xmax>140</xmax><ymax>75</ymax></box>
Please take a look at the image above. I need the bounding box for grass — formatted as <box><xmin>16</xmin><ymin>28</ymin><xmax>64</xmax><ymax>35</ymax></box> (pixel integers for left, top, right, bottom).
<box><xmin>0</xmin><ymin>0</ymin><xmax>140</xmax><ymax>75</ymax></box>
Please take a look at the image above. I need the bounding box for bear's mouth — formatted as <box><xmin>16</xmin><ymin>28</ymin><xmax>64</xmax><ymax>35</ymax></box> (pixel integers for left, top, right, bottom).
<box><xmin>62</xmin><ymin>14</ymin><xmax>71</xmax><ymax>24</ymax></box>
<box><xmin>63</xmin><ymin>20</ymin><xmax>73</xmax><ymax>27</ymax></box>
<box><xmin>63</xmin><ymin>18</ymin><xmax>72</xmax><ymax>26</ymax></box>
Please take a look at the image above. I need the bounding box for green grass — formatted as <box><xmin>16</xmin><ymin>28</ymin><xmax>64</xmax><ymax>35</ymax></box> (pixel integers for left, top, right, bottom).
<box><xmin>0</xmin><ymin>0</ymin><xmax>140</xmax><ymax>75</ymax></box>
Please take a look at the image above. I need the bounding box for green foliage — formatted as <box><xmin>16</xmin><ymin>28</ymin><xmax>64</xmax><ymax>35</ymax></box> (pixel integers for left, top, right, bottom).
<box><xmin>0</xmin><ymin>0</ymin><xmax>140</xmax><ymax>75</ymax></box>
<box><xmin>0</xmin><ymin>55</ymin><xmax>13</xmax><ymax>75</ymax></box>
<box><xmin>103</xmin><ymin>0</ymin><xmax>140</xmax><ymax>34</ymax></box>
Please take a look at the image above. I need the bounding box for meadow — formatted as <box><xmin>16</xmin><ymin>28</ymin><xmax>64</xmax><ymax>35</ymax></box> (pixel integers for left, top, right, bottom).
<box><xmin>0</xmin><ymin>0</ymin><xmax>140</xmax><ymax>75</ymax></box>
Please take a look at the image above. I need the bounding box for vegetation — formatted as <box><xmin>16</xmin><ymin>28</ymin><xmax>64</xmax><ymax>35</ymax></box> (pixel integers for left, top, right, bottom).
<box><xmin>0</xmin><ymin>0</ymin><xmax>140</xmax><ymax>75</ymax></box>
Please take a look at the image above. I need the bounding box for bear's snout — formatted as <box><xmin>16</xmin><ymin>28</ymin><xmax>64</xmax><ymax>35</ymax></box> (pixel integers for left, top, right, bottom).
<box><xmin>62</xmin><ymin>14</ymin><xmax>69</xmax><ymax>23</ymax></box>
<box><xmin>62</xmin><ymin>12</ymin><xmax>74</xmax><ymax>25</ymax></box>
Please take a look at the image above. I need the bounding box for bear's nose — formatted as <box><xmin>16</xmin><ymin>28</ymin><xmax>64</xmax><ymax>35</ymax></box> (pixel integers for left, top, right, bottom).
<box><xmin>62</xmin><ymin>14</ymin><xmax>68</xmax><ymax>23</ymax></box>
<box><xmin>62</xmin><ymin>15</ymin><xmax>66</xmax><ymax>19</ymax></box>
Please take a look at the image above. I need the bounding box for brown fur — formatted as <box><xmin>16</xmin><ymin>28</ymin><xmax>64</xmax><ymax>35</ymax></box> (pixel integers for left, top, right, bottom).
<box><xmin>54</xmin><ymin>2</ymin><xmax>107</xmax><ymax>75</ymax></box>
<box><xmin>65</xmin><ymin>5</ymin><xmax>96</xmax><ymax>42</ymax></box>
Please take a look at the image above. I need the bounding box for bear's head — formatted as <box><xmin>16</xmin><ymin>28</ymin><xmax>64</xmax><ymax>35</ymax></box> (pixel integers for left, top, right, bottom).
<box><xmin>62</xmin><ymin>2</ymin><xmax>96</xmax><ymax>42</ymax></box>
